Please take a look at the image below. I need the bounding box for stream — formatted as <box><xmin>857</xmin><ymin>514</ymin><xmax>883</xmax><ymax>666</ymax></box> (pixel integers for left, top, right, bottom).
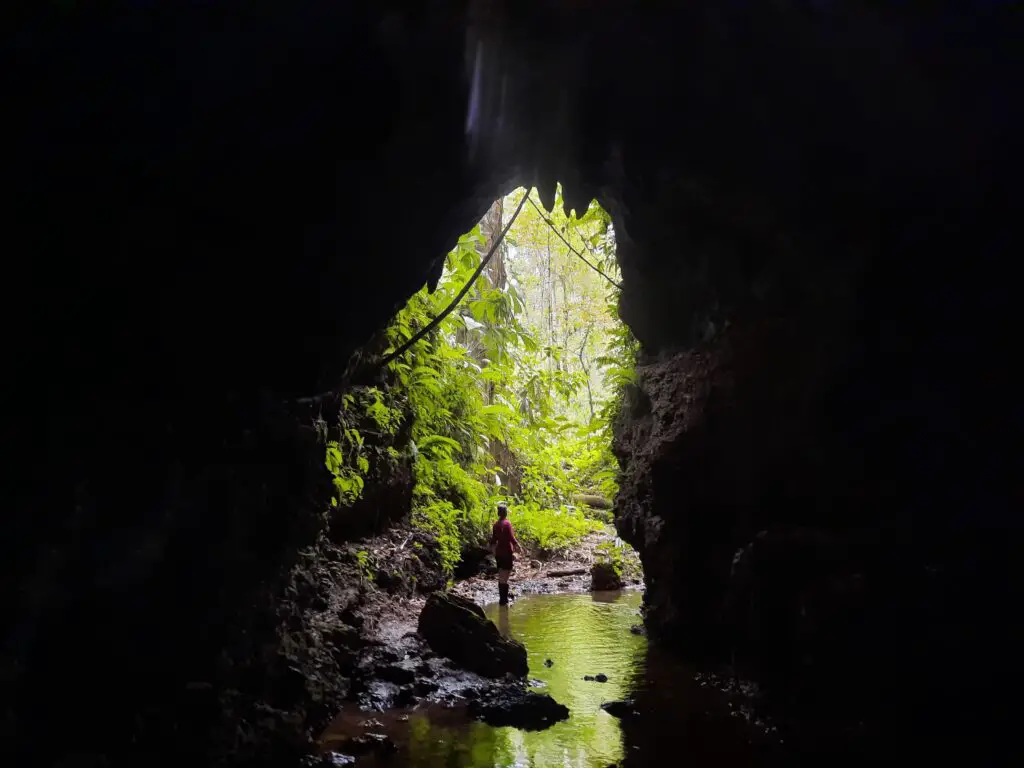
<box><xmin>321</xmin><ymin>590</ymin><xmax>785</xmax><ymax>767</ymax></box>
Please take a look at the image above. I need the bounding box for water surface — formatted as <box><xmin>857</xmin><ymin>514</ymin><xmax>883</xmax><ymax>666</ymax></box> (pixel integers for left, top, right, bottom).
<box><xmin>324</xmin><ymin>591</ymin><xmax>782</xmax><ymax>767</ymax></box>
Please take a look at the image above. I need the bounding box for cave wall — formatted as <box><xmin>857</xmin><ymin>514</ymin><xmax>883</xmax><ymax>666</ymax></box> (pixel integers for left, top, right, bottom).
<box><xmin>6</xmin><ymin>1</ymin><xmax>1019</xmax><ymax>763</ymax></box>
<box><xmin>604</xmin><ymin>3</ymin><xmax>1019</xmax><ymax>753</ymax></box>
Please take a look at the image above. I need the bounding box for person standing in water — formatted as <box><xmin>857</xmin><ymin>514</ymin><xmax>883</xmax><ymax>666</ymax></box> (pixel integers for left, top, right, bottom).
<box><xmin>490</xmin><ymin>502</ymin><xmax>521</xmax><ymax>605</ymax></box>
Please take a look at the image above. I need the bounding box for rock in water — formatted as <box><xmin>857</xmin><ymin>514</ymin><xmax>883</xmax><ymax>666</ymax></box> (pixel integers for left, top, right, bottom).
<box><xmin>591</xmin><ymin>562</ymin><xmax>623</xmax><ymax>591</ymax></box>
<box><xmin>601</xmin><ymin>699</ymin><xmax>637</xmax><ymax>719</ymax></box>
<box><xmin>300</xmin><ymin>753</ymin><xmax>355</xmax><ymax>767</ymax></box>
<box><xmin>417</xmin><ymin>593</ymin><xmax>527</xmax><ymax>678</ymax></box>
<box><xmin>470</xmin><ymin>687</ymin><xmax>570</xmax><ymax>730</ymax></box>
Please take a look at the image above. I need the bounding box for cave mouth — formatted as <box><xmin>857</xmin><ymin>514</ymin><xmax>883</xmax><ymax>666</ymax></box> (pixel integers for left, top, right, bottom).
<box><xmin>325</xmin><ymin>184</ymin><xmax>640</xmax><ymax>582</ymax></box>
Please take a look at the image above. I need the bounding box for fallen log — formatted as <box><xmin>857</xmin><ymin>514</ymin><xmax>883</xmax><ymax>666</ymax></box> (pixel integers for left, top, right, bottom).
<box><xmin>545</xmin><ymin>568</ymin><xmax>587</xmax><ymax>577</ymax></box>
<box><xmin>572</xmin><ymin>494</ymin><xmax>612</xmax><ymax>510</ymax></box>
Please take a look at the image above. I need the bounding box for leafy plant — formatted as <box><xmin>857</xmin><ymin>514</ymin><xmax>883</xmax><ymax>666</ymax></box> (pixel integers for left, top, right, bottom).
<box><xmin>354</xmin><ymin>549</ymin><xmax>374</xmax><ymax>583</ymax></box>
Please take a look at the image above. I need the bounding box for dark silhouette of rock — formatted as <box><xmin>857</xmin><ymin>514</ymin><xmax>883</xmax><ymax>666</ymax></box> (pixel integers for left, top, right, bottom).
<box><xmin>601</xmin><ymin>699</ymin><xmax>638</xmax><ymax>719</ymax></box>
<box><xmin>455</xmin><ymin>544</ymin><xmax>494</xmax><ymax>579</ymax></box>
<box><xmin>418</xmin><ymin>593</ymin><xmax>527</xmax><ymax>678</ymax></box>
<box><xmin>377</xmin><ymin>662</ymin><xmax>416</xmax><ymax>685</ymax></box>
<box><xmin>595</xmin><ymin>673</ymin><xmax>608</xmax><ymax>683</ymax></box>
<box><xmin>591</xmin><ymin>562</ymin><xmax>623</xmax><ymax>591</ymax></box>
<box><xmin>544</xmin><ymin>659</ymin><xmax>554</xmax><ymax>668</ymax></box>
<box><xmin>470</xmin><ymin>687</ymin><xmax>570</xmax><ymax>730</ymax></box>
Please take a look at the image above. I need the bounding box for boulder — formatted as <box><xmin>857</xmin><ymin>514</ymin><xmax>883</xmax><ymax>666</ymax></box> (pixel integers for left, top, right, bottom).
<box><xmin>601</xmin><ymin>699</ymin><xmax>638</xmax><ymax>719</ymax></box>
<box><xmin>591</xmin><ymin>562</ymin><xmax>623</xmax><ymax>591</ymax></box>
<box><xmin>377</xmin><ymin>662</ymin><xmax>416</xmax><ymax>685</ymax></box>
<box><xmin>417</xmin><ymin>593</ymin><xmax>527</xmax><ymax>678</ymax></box>
<box><xmin>454</xmin><ymin>544</ymin><xmax>495</xmax><ymax>579</ymax></box>
<box><xmin>470</xmin><ymin>687</ymin><xmax>570</xmax><ymax>730</ymax></box>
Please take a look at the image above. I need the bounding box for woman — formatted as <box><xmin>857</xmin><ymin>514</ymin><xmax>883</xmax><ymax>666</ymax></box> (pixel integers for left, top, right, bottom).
<box><xmin>490</xmin><ymin>502</ymin><xmax>522</xmax><ymax>605</ymax></box>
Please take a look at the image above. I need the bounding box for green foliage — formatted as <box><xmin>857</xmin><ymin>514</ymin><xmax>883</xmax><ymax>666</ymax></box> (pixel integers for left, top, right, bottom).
<box><xmin>411</xmin><ymin>498</ymin><xmax>463</xmax><ymax>577</ymax></box>
<box><xmin>325</xmin><ymin>438</ymin><xmax>365</xmax><ymax>506</ymax></box>
<box><xmin>354</xmin><ymin>549</ymin><xmax>374</xmax><ymax>583</ymax></box>
<box><xmin>594</xmin><ymin>539</ymin><xmax>641</xmax><ymax>580</ymax></box>
<box><xmin>324</xmin><ymin>386</ymin><xmax>404</xmax><ymax>507</ymax></box>
<box><xmin>326</xmin><ymin>188</ymin><xmax>637</xmax><ymax>576</ymax></box>
<box><xmin>507</xmin><ymin>501</ymin><xmax>599</xmax><ymax>553</ymax></box>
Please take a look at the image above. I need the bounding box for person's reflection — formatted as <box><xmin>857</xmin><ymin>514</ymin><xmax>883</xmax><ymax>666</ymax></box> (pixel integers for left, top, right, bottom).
<box><xmin>496</xmin><ymin>604</ymin><xmax>511</xmax><ymax>638</ymax></box>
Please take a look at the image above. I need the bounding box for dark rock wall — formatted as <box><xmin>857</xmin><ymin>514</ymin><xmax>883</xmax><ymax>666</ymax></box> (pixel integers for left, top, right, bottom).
<box><xmin>6</xmin><ymin>1</ymin><xmax>1018</xmax><ymax>763</ymax></box>
<box><xmin>607</xmin><ymin>5</ymin><xmax>1019</xmax><ymax>753</ymax></box>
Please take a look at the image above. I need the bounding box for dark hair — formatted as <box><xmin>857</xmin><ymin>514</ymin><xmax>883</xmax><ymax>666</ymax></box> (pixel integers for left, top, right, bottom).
<box><xmin>497</xmin><ymin>503</ymin><xmax>508</xmax><ymax>518</ymax></box>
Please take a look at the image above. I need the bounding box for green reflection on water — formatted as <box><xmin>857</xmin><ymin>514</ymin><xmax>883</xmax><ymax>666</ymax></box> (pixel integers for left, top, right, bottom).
<box><xmin>405</xmin><ymin>591</ymin><xmax>646</xmax><ymax>768</ymax></box>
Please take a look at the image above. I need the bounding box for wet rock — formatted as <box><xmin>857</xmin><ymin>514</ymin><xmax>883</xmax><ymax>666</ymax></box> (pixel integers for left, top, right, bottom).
<box><xmin>601</xmin><ymin>699</ymin><xmax>638</xmax><ymax>719</ymax></box>
<box><xmin>377</xmin><ymin>662</ymin><xmax>416</xmax><ymax>685</ymax></box>
<box><xmin>414</xmin><ymin>679</ymin><xmax>438</xmax><ymax>695</ymax></box>
<box><xmin>595</xmin><ymin>673</ymin><xmax>608</xmax><ymax>683</ymax></box>
<box><xmin>344</xmin><ymin>733</ymin><xmax>396</xmax><ymax>755</ymax></box>
<box><xmin>544</xmin><ymin>659</ymin><xmax>554</xmax><ymax>668</ymax></box>
<box><xmin>339</xmin><ymin>608</ymin><xmax>363</xmax><ymax>629</ymax></box>
<box><xmin>418</xmin><ymin>593</ymin><xmax>527</xmax><ymax>678</ymax></box>
<box><xmin>455</xmin><ymin>544</ymin><xmax>493</xmax><ymax>579</ymax></box>
<box><xmin>591</xmin><ymin>562</ymin><xmax>623</xmax><ymax>591</ymax></box>
<box><xmin>583</xmin><ymin>675</ymin><xmax>596</xmax><ymax>681</ymax></box>
<box><xmin>300</xmin><ymin>752</ymin><xmax>356</xmax><ymax>767</ymax></box>
<box><xmin>356</xmin><ymin>680</ymin><xmax>400</xmax><ymax>711</ymax></box>
<box><xmin>629</xmin><ymin>624</ymin><xmax>646</xmax><ymax>636</ymax></box>
<box><xmin>327</xmin><ymin>625</ymin><xmax>368</xmax><ymax>650</ymax></box>
<box><xmin>470</xmin><ymin>687</ymin><xmax>570</xmax><ymax>730</ymax></box>
<box><xmin>394</xmin><ymin>685</ymin><xmax>418</xmax><ymax>707</ymax></box>
<box><xmin>325</xmin><ymin>753</ymin><xmax>357</xmax><ymax>767</ymax></box>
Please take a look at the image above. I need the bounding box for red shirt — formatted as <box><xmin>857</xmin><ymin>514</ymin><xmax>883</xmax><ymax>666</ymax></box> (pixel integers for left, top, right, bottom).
<box><xmin>491</xmin><ymin>518</ymin><xmax>516</xmax><ymax>557</ymax></box>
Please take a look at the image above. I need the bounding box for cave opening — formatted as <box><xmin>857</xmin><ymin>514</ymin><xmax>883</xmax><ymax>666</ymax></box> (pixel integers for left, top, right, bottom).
<box><xmin>323</xmin><ymin>183</ymin><xmax>642</xmax><ymax>589</ymax></box>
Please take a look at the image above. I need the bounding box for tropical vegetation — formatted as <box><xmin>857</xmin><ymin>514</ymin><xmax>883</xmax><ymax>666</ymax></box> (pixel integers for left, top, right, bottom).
<box><xmin>325</xmin><ymin>186</ymin><xmax>638</xmax><ymax>575</ymax></box>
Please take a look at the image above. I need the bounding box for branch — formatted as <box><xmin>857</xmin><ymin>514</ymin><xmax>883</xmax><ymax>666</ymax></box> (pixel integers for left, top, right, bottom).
<box><xmin>377</xmin><ymin>191</ymin><xmax>528</xmax><ymax>371</ymax></box>
<box><xmin>527</xmin><ymin>196</ymin><xmax>623</xmax><ymax>290</ymax></box>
